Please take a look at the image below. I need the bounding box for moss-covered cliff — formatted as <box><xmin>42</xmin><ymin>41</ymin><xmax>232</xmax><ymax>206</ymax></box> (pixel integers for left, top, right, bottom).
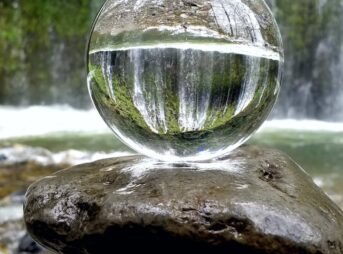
<box><xmin>1</xmin><ymin>0</ymin><xmax>343</xmax><ymax>120</ymax></box>
<box><xmin>267</xmin><ymin>0</ymin><xmax>343</xmax><ymax>119</ymax></box>
<box><xmin>0</xmin><ymin>0</ymin><xmax>104</xmax><ymax>107</ymax></box>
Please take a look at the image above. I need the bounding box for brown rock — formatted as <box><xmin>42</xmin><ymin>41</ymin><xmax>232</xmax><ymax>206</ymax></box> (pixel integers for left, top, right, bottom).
<box><xmin>24</xmin><ymin>146</ymin><xmax>343</xmax><ymax>254</ymax></box>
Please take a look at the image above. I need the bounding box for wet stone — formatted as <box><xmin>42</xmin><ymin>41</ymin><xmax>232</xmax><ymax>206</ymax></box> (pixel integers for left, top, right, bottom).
<box><xmin>24</xmin><ymin>145</ymin><xmax>343</xmax><ymax>254</ymax></box>
<box><xmin>0</xmin><ymin>154</ymin><xmax>7</xmax><ymax>162</ymax></box>
<box><xmin>17</xmin><ymin>234</ymin><xmax>45</xmax><ymax>254</ymax></box>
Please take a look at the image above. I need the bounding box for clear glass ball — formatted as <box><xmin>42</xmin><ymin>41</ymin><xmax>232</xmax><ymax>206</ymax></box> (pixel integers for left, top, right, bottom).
<box><xmin>87</xmin><ymin>0</ymin><xmax>283</xmax><ymax>162</ymax></box>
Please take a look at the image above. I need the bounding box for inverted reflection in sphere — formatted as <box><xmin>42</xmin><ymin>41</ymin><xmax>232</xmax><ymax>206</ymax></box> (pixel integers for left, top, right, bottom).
<box><xmin>87</xmin><ymin>0</ymin><xmax>283</xmax><ymax>161</ymax></box>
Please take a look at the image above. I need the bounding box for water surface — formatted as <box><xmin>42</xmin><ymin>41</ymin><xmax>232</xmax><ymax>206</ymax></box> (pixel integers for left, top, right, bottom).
<box><xmin>0</xmin><ymin>106</ymin><xmax>342</xmax><ymax>209</ymax></box>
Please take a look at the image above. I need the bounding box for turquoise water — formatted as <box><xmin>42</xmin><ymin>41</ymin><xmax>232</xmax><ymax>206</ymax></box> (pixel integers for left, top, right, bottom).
<box><xmin>2</xmin><ymin>129</ymin><xmax>342</xmax><ymax>201</ymax></box>
<box><xmin>2</xmin><ymin>129</ymin><xmax>342</xmax><ymax>174</ymax></box>
<box><xmin>3</xmin><ymin>129</ymin><xmax>342</xmax><ymax>174</ymax></box>
<box><xmin>253</xmin><ymin>130</ymin><xmax>343</xmax><ymax>174</ymax></box>
<box><xmin>0</xmin><ymin>107</ymin><xmax>342</xmax><ymax>209</ymax></box>
<box><xmin>3</xmin><ymin>128</ymin><xmax>341</xmax><ymax>254</ymax></box>
<box><xmin>253</xmin><ymin>130</ymin><xmax>343</xmax><ymax>208</ymax></box>
<box><xmin>3</xmin><ymin>129</ymin><xmax>342</xmax><ymax>208</ymax></box>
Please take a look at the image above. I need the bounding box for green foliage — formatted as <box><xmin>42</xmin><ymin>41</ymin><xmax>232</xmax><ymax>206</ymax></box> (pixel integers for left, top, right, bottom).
<box><xmin>276</xmin><ymin>0</ymin><xmax>320</xmax><ymax>51</ymax></box>
<box><xmin>267</xmin><ymin>0</ymin><xmax>342</xmax><ymax>66</ymax></box>
<box><xmin>1</xmin><ymin>0</ymin><xmax>342</xmax><ymax>118</ymax></box>
<box><xmin>0</xmin><ymin>0</ymin><xmax>104</xmax><ymax>106</ymax></box>
<box><xmin>266</xmin><ymin>0</ymin><xmax>343</xmax><ymax>118</ymax></box>
<box><xmin>89</xmin><ymin>64</ymin><xmax>151</xmax><ymax>131</ymax></box>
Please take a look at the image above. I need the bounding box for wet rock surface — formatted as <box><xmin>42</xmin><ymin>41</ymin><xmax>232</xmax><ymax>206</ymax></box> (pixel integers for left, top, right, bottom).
<box><xmin>16</xmin><ymin>234</ymin><xmax>51</xmax><ymax>254</ymax></box>
<box><xmin>24</xmin><ymin>145</ymin><xmax>343</xmax><ymax>254</ymax></box>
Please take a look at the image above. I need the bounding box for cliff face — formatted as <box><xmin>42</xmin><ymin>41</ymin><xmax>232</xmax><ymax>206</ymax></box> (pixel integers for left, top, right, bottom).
<box><xmin>267</xmin><ymin>0</ymin><xmax>343</xmax><ymax>120</ymax></box>
<box><xmin>1</xmin><ymin>0</ymin><xmax>343</xmax><ymax>120</ymax></box>
<box><xmin>0</xmin><ymin>0</ymin><xmax>104</xmax><ymax>108</ymax></box>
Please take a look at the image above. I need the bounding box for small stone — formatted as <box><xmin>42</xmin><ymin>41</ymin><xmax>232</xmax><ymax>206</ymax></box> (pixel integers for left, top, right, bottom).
<box><xmin>197</xmin><ymin>10</ymin><xmax>209</xmax><ymax>16</ymax></box>
<box><xmin>0</xmin><ymin>154</ymin><xmax>7</xmax><ymax>161</ymax></box>
<box><xmin>17</xmin><ymin>234</ymin><xmax>44</xmax><ymax>254</ymax></box>
<box><xmin>10</xmin><ymin>190</ymin><xmax>26</xmax><ymax>204</ymax></box>
<box><xmin>24</xmin><ymin>146</ymin><xmax>343</xmax><ymax>254</ymax></box>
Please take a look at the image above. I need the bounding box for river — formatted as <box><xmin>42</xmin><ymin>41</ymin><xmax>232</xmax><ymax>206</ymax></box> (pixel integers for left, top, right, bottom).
<box><xmin>1</xmin><ymin>1</ymin><xmax>343</xmax><ymax>252</ymax></box>
<box><xmin>1</xmin><ymin>105</ymin><xmax>342</xmax><ymax>210</ymax></box>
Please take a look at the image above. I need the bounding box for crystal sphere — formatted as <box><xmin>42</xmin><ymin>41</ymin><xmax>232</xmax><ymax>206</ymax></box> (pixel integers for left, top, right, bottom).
<box><xmin>87</xmin><ymin>0</ymin><xmax>283</xmax><ymax>162</ymax></box>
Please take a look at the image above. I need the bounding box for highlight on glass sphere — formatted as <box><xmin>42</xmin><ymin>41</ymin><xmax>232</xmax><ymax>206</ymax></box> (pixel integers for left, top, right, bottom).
<box><xmin>87</xmin><ymin>0</ymin><xmax>283</xmax><ymax>162</ymax></box>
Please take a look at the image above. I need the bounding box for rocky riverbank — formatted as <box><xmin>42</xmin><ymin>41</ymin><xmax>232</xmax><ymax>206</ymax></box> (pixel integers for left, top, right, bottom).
<box><xmin>1</xmin><ymin>144</ymin><xmax>342</xmax><ymax>254</ymax></box>
<box><xmin>0</xmin><ymin>145</ymin><xmax>130</xmax><ymax>254</ymax></box>
<box><xmin>24</xmin><ymin>145</ymin><xmax>343</xmax><ymax>254</ymax></box>
<box><xmin>0</xmin><ymin>145</ymin><xmax>69</xmax><ymax>254</ymax></box>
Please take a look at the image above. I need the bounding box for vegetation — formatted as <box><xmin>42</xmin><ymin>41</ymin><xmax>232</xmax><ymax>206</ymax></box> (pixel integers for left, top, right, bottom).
<box><xmin>267</xmin><ymin>0</ymin><xmax>343</xmax><ymax>118</ymax></box>
<box><xmin>0</xmin><ymin>0</ymin><xmax>342</xmax><ymax>119</ymax></box>
<box><xmin>0</xmin><ymin>0</ymin><xmax>104</xmax><ymax>107</ymax></box>
<box><xmin>87</xmin><ymin>47</ymin><xmax>280</xmax><ymax>157</ymax></box>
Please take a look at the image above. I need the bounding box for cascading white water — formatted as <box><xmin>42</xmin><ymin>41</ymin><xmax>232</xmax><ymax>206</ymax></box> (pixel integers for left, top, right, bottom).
<box><xmin>178</xmin><ymin>49</ymin><xmax>213</xmax><ymax>132</ymax></box>
<box><xmin>88</xmin><ymin>42</ymin><xmax>282</xmax><ymax>161</ymax></box>
<box><xmin>235</xmin><ymin>57</ymin><xmax>261</xmax><ymax>115</ymax></box>
<box><xmin>131</xmin><ymin>49</ymin><xmax>168</xmax><ymax>134</ymax></box>
<box><xmin>101</xmin><ymin>51</ymin><xmax>116</xmax><ymax>100</ymax></box>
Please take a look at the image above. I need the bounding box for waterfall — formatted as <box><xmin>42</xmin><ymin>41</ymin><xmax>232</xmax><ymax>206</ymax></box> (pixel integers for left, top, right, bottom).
<box><xmin>101</xmin><ymin>51</ymin><xmax>116</xmax><ymax>100</ymax></box>
<box><xmin>89</xmin><ymin>43</ymin><xmax>281</xmax><ymax>136</ymax></box>
<box><xmin>269</xmin><ymin>0</ymin><xmax>343</xmax><ymax>121</ymax></box>
<box><xmin>131</xmin><ymin>49</ymin><xmax>168</xmax><ymax>134</ymax></box>
<box><xmin>2</xmin><ymin>0</ymin><xmax>343</xmax><ymax>122</ymax></box>
<box><xmin>178</xmin><ymin>49</ymin><xmax>213</xmax><ymax>132</ymax></box>
<box><xmin>234</xmin><ymin>57</ymin><xmax>261</xmax><ymax>115</ymax></box>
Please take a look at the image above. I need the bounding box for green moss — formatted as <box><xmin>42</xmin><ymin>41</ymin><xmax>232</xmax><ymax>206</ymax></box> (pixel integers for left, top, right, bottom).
<box><xmin>0</xmin><ymin>0</ymin><xmax>104</xmax><ymax>106</ymax></box>
<box><xmin>89</xmin><ymin>64</ymin><xmax>152</xmax><ymax>131</ymax></box>
<box><xmin>164</xmin><ymin>91</ymin><xmax>180</xmax><ymax>133</ymax></box>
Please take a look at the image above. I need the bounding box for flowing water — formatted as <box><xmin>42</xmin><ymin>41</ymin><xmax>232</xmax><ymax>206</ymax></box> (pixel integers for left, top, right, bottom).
<box><xmin>1</xmin><ymin>106</ymin><xmax>342</xmax><ymax>208</ymax></box>
<box><xmin>0</xmin><ymin>106</ymin><xmax>342</xmax><ymax>253</ymax></box>
<box><xmin>1</xmin><ymin>1</ymin><xmax>343</xmax><ymax>253</ymax></box>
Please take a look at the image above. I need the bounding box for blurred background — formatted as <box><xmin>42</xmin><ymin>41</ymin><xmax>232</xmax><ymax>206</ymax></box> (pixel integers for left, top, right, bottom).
<box><xmin>1</xmin><ymin>0</ymin><xmax>343</xmax><ymax>253</ymax></box>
